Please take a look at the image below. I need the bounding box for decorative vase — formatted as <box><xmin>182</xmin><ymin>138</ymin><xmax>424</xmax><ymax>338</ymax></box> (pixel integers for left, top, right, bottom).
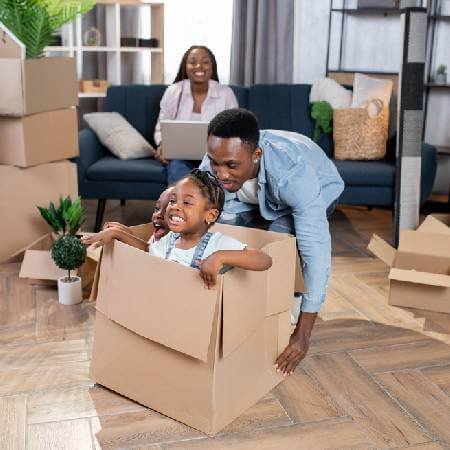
<box><xmin>57</xmin><ymin>276</ymin><xmax>82</xmax><ymax>305</ymax></box>
<box><xmin>435</xmin><ymin>73</ymin><xmax>447</xmax><ymax>85</ymax></box>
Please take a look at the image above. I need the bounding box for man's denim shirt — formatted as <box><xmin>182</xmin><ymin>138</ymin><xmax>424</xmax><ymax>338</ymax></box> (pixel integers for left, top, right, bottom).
<box><xmin>201</xmin><ymin>130</ymin><xmax>345</xmax><ymax>313</ymax></box>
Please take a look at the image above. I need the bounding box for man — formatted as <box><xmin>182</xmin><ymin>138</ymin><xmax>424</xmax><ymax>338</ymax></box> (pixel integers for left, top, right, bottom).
<box><xmin>200</xmin><ymin>108</ymin><xmax>344</xmax><ymax>375</ymax></box>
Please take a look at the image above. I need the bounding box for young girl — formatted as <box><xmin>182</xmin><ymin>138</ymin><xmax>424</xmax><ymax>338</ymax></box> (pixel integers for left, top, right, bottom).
<box><xmin>149</xmin><ymin>169</ymin><xmax>272</xmax><ymax>288</ymax></box>
<box><xmin>81</xmin><ymin>186</ymin><xmax>174</xmax><ymax>251</ymax></box>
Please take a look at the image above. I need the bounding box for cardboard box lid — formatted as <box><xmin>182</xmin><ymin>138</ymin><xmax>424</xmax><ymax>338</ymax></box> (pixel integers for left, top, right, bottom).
<box><xmin>0</xmin><ymin>22</ymin><xmax>25</xmax><ymax>59</ymax></box>
<box><xmin>367</xmin><ymin>234</ymin><xmax>396</xmax><ymax>267</ymax></box>
<box><xmin>389</xmin><ymin>268</ymin><xmax>450</xmax><ymax>287</ymax></box>
<box><xmin>398</xmin><ymin>230</ymin><xmax>450</xmax><ymax>259</ymax></box>
<box><xmin>417</xmin><ymin>215</ymin><xmax>450</xmax><ymax>235</ymax></box>
<box><xmin>95</xmin><ymin>241</ymin><xmax>220</xmax><ymax>362</ymax></box>
<box><xmin>18</xmin><ymin>233</ymin><xmax>101</xmax><ymax>281</ymax></box>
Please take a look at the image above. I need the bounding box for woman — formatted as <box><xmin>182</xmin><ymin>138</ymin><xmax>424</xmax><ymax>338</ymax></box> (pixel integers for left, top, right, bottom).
<box><xmin>153</xmin><ymin>45</ymin><xmax>238</xmax><ymax>184</ymax></box>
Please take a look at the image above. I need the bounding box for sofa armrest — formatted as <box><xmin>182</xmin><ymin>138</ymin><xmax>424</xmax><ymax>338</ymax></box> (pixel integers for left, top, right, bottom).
<box><xmin>76</xmin><ymin>128</ymin><xmax>108</xmax><ymax>182</ymax></box>
<box><xmin>420</xmin><ymin>142</ymin><xmax>438</xmax><ymax>205</ymax></box>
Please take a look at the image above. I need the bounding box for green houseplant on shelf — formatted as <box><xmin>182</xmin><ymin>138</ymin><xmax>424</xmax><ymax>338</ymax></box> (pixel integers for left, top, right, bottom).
<box><xmin>38</xmin><ymin>196</ymin><xmax>87</xmax><ymax>305</ymax></box>
<box><xmin>436</xmin><ymin>64</ymin><xmax>447</xmax><ymax>85</ymax></box>
<box><xmin>0</xmin><ymin>0</ymin><xmax>95</xmax><ymax>58</ymax></box>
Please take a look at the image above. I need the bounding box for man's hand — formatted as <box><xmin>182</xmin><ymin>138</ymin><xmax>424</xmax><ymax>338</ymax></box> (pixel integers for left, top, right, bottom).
<box><xmin>197</xmin><ymin>253</ymin><xmax>223</xmax><ymax>289</ymax></box>
<box><xmin>274</xmin><ymin>311</ymin><xmax>317</xmax><ymax>376</ymax></box>
<box><xmin>155</xmin><ymin>145</ymin><xmax>169</xmax><ymax>165</ymax></box>
<box><xmin>274</xmin><ymin>330</ymin><xmax>310</xmax><ymax>376</ymax></box>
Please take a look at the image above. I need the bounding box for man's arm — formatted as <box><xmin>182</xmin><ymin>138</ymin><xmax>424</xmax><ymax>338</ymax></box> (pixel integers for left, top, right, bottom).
<box><xmin>274</xmin><ymin>160</ymin><xmax>331</xmax><ymax>374</ymax></box>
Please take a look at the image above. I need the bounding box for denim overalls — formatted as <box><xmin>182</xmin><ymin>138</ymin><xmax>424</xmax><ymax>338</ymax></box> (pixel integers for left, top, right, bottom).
<box><xmin>165</xmin><ymin>232</ymin><xmax>213</xmax><ymax>269</ymax></box>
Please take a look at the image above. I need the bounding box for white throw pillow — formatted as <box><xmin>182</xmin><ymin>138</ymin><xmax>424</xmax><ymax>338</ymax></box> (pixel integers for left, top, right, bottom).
<box><xmin>309</xmin><ymin>77</ymin><xmax>352</xmax><ymax>109</ymax></box>
<box><xmin>84</xmin><ymin>112</ymin><xmax>154</xmax><ymax>160</ymax></box>
<box><xmin>351</xmin><ymin>73</ymin><xmax>393</xmax><ymax>109</ymax></box>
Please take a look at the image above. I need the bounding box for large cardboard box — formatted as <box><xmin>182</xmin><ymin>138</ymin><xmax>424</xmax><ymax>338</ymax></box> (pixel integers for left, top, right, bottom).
<box><xmin>90</xmin><ymin>223</ymin><xmax>297</xmax><ymax>435</ymax></box>
<box><xmin>0</xmin><ymin>23</ymin><xmax>78</xmax><ymax>116</ymax></box>
<box><xmin>0</xmin><ymin>108</ymin><xmax>79</xmax><ymax>167</ymax></box>
<box><xmin>0</xmin><ymin>161</ymin><xmax>78</xmax><ymax>263</ymax></box>
<box><xmin>368</xmin><ymin>215</ymin><xmax>450</xmax><ymax>314</ymax></box>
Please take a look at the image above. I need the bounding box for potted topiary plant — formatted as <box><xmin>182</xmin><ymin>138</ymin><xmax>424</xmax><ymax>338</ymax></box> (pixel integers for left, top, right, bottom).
<box><xmin>436</xmin><ymin>64</ymin><xmax>447</xmax><ymax>85</ymax></box>
<box><xmin>37</xmin><ymin>196</ymin><xmax>87</xmax><ymax>305</ymax></box>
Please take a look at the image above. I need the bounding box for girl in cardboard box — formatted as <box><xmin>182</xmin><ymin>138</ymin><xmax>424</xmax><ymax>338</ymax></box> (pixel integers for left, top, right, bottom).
<box><xmin>82</xmin><ymin>170</ymin><xmax>272</xmax><ymax>288</ymax></box>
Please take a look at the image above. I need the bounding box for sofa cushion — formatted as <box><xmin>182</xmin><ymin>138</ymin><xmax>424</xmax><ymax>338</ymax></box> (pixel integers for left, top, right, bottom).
<box><xmin>106</xmin><ymin>85</ymin><xmax>167</xmax><ymax>147</ymax></box>
<box><xmin>86</xmin><ymin>155</ymin><xmax>166</xmax><ymax>183</ymax></box>
<box><xmin>333</xmin><ymin>159</ymin><xmax>395</xmax><ymax>187</ymax></box>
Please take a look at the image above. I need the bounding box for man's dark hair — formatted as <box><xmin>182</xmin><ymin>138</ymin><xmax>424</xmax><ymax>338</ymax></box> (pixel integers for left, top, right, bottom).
<box><xmin>173</xmin><ymin>46</ymin><xmax>219</xmax><ymax>84</ymax></box>
<box><xmin>207</xmin><ymin>108</ymin><xmax>260</xmax><ymax>150</ymax></box>
<box><xmin>186</xmin><ymin>169</ymin><xmax>225</xmax><ymax>215</ymax></box>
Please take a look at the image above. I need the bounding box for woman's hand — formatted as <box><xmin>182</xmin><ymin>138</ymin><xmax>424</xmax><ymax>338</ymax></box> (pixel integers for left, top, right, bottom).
<box><xmin>81</xmin><ymin>228</ymin><xmax>118</xmax><ymax>248</ymax></box>
<box><xmin>197</xmin><ymin>253</ymin><xmax>223</xmax><ymax>289</ymax></box>
<box><xmin>155</xmin><ymin>145</ymin><xmax>169</xmax><ymax>165</ymax></box>
<box><xmin>103</xmin><ymin>222</ymin><xmax>132</xmax><ymax>234</ymax></box>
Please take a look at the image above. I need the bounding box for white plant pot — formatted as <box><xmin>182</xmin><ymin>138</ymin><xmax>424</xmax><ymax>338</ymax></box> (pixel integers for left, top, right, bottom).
<box><xmin>435</xmin><ymin>73</ymin><xmax>447</xmax><ymax>85</ymax></box>
<box><xmin>57</xmin><ymin>276</ymin><xmax>82</xmax><ymax>305</ymax></box>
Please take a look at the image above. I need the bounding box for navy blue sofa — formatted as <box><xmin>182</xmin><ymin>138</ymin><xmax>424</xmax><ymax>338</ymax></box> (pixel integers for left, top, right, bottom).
<box><xmin>76</xmin><ymin>84</ymin><xmax>437</xmax><ymax>231</ymax></box>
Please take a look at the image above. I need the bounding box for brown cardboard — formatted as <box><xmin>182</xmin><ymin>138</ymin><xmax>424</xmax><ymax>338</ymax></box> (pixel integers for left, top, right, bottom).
<box><xmin>0</xmin><ymin>161</ymin><xmax>78</xmax><ymax>263</ymax></box>
<box><xmin>90</xmin><ymin>223</ymin><xmax>296</xmax><ymax>435</ymax></box>
<box><xmin>0</xmin><ymin>23</ymin><xmax>78</xmax><ymax>116</ymax></box>
<box><xmin>17</xmin><ymin>234</ymin><xmax>101</xmax><ymax>293</ymax></box>
<box><xmin>0</xmin><ymin>108</ymin><xmax>79</xmax><ymax>167</ymax></box>
<box><xmin>368</xmin><ymin>227</ymin><xmax>450</xmax><ymax>314</ymax></box>
<box><xmin>417</xmin><ymin>214</ymin><xmax>450</xmax><ymax>234</ymax></box>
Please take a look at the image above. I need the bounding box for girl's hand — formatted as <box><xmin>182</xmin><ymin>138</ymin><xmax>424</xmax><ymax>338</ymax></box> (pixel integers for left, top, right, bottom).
<box><xmin>197</xmin><ymin>253</ymin><xmax>223</xmax><ymax>289</ymax></box>
<box><xmin>103</xmin><ymin>222</ymin><xmax>132</xmax><ymax>234</ymax></box>
<box><xmin>80</xmin><ymin>228</ymin><xmax>117</xmax><ymax>248</ymax></box>
<box><xmin>155</xmin><ymin>145</ymin><xmax>169</xmax><ymax>165</ymax></box>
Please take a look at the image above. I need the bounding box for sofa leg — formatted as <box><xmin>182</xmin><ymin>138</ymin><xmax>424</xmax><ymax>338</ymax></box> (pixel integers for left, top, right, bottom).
<box><xmin>120</xmin><ymin>199</ymin><xmax>126</xmax><ymax>206</ymax></box>
<box><xmin>94</xmin><ymin>199</ymin><xmax>106</xmax><ymax>232</ymax></box>
<box><xmin>367</xmin><ymin>206</ymin><xmax>373</xmax><ymax>211</ymax></box>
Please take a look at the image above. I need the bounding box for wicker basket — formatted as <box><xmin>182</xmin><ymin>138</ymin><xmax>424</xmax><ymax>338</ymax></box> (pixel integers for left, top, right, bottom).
<box><xmin>333</xmin><ymin>101</ymin><xmax>389</xmax><ymax>160</ymax></box>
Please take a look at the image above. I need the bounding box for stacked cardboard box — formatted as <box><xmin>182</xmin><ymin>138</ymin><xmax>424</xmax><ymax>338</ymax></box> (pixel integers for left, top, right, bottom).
<box><xmin>0</xmin><ymin>24</ymin><xmax>80</xmax><ymax>270</ymax></box>
<box><xmin>368</xmin><ymin>214</ymin><xmax>450</xmax><ymax>314</ymax></box>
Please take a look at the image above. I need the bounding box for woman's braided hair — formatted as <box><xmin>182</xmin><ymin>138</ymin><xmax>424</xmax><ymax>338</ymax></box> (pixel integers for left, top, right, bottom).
<box><xmin>186</xmin><ymin>169</ymin><xmax>225</xmax><ymax>216</ymax></box>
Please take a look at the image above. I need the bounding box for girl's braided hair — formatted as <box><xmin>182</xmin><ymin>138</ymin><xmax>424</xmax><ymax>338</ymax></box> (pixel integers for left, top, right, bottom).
<box><xmin>186</xmin><ymin>169</ymin><xmax>225</xmax><ymax>215</ymax></box>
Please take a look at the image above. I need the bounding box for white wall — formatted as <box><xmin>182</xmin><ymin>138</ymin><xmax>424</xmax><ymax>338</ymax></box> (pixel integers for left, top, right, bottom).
<box><xmin>163</xmin><ymin>0</ymin><xmax>233</xmax><ymax>84</ymax></box>
<box><xmin>293</xmin><ymin>0</ymin><xmax>450</xmax><ymax>193</ymax></box>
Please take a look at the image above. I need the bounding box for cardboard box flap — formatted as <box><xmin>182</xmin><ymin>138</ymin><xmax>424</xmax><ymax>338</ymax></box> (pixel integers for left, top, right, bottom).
<box><xmin>367</xmin><ymin>234</ymin><xmax>396</xmax><ymax>266</ymax></box>
<box><xmin>96</xmin><ymin>241</ymin><xmax>220</xmax><ymax>362</ymax></box>
<box><xmin>19</xmin><ymin>249</ymin><xmax>68</xmax><ymax>280</ymax></box>
<box><xmin>222</xmin><ymin>268</ymin><xmax>267</xmax><ymax>358</ymax></box>
<box><xmin>399</xmin><ymin>230</ymin><xmax>450</xmax><ymax>258</ymax></box>
<box><xmin>0</xmin><ymin>23</ymin><xmax>25</xmax><ymax>58</ymax></box>
<box><xmin>417</xmin><ymin>215</ymin><xmax>450</xmax><ymax>235</ymax></box>
<box><xmin>389</xmin><ymin>268</ymin><xmax>450</xmax><ymax>288</ymax></box>
<box><xmin>263</xmin><ymin>239</ymin><xmax>297</xmax><ymax>316</ymax></box>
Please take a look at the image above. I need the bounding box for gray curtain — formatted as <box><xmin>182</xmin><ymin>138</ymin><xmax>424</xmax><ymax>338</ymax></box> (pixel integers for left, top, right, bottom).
<box><xmin>230</xmin><ymin>0</ymin><xmax>294</xmax><ymax>86</ymax></box>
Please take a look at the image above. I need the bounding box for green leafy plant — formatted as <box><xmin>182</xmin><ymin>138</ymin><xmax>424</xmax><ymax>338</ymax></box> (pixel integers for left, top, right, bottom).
<box><xmin>51</xmin><ymin>234</ymin><xmax>86</xmax><ymax>281</ymax></box>
<box><xmin>437</xmin><ymin>64</ymin><xmax>447</xmax><ymax>75</ymax></box>
<box><xmin>37</xmin><ymin>196</ymin><xmax>85</xmax><ymax>235</ymax></box>
<box><xmin>310</xmin><ymin>101</ymin><xmax>333</xmax><ymax>142</ymax></box>
<box><xmin>0</xmin><ymin>0</ymin><xmax>95</xmax><ymax>58</ymax></box>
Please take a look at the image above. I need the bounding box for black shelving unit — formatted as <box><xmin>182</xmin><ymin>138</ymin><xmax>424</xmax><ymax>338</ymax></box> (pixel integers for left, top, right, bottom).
<box><xmin>326</xmin><ymin>0</ymin><xmax>403</xmax><ymax>76</ymax></box>
<box><xmin>423</xmin><ymin>0</ymin><xmax>450</xmax><ymax>139</ymax></box>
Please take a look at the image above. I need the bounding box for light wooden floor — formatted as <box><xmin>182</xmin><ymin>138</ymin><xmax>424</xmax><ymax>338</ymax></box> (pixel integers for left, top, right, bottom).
<box><xmin>1</xmin><ymin>201</ymin><xmax>450</xmax><ymax>450</ymax></box>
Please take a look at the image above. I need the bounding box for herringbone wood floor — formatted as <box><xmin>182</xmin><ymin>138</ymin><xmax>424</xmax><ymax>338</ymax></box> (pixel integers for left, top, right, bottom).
<box><xmin>1</xmin><ymin>201</ymin><xmax>449</xmax><ymax>450</ymax></box>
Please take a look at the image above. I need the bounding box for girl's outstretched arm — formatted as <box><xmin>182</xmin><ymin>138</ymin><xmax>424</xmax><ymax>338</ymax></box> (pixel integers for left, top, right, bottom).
<box><xmin>81</xmin><ymin>227</ymin><xmax>149</xmax><ymax>251</ymax></box>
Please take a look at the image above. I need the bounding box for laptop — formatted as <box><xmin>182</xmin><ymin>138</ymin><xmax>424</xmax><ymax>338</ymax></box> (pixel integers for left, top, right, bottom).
<box><xmin>160</xmin><ymin>120</ymin><xmax>209</xmax><ymax>160</ymax></box>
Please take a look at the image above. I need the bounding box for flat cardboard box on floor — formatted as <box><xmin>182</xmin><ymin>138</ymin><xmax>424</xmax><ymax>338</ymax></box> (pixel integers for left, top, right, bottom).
<box><xmin>0</xmin><ymin>23</ymin><xmax>78</xmax><ymax>116</ymax></box>
<box><xmin>0</xmin><ymin>108</ymin><xmax>79</xmax><ymax>167</ymax></box>
<box><xmin>0</xmin><ymin>161</ymin><xmax>78</xmax><ymax>263</ymax></box>
<box><xmin>89</xmin><ymin>223</ymin><xmax>298</xmax><ymax>435</ymax></box>
<box><xmin>368</xmin><ymin>215</ymin><xmax>450</xmax><ymax>314</ymax></box>
<box><xmin>13</xmin><ymin>233</ymin><xmax>101</xmax><ymax>295</ymax></box>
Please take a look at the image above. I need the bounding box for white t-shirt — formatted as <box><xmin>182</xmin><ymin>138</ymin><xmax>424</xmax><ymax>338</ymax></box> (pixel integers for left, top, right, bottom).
<box><xmin>236</xmin><ymin>178</ymin><xmax>259</xmax><ymax>205</ymax></box>
<box><xmin>149</xmin><ymin>231</ymin><xmax>246</xmax><ymax>267</ymax></box>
